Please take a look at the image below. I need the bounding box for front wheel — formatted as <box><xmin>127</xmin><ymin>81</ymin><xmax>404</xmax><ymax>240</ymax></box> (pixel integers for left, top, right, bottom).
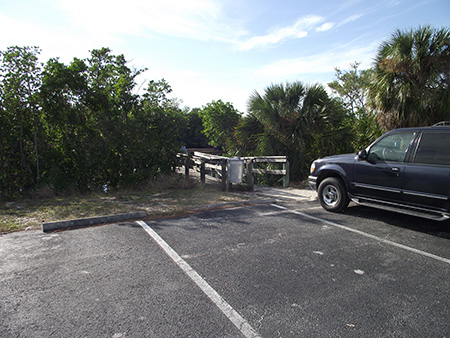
<box><xmin>318</xmin><ymin>177</ymin><xmax>349</xmax><ymax>212</ymax></box>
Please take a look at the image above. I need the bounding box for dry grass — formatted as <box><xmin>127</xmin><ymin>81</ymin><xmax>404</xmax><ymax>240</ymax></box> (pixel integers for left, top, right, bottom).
<box><xmin>0</xmin><ymin>176</ymin><xmax>252</xmax><ymax>234</ymax></box>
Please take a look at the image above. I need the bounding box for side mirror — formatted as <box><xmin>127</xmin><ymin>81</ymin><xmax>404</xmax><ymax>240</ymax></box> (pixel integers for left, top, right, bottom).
<box><xmin>357</xmin><ymin>149</ymin><xmax>367</xmax><ymax>160</ymax></box>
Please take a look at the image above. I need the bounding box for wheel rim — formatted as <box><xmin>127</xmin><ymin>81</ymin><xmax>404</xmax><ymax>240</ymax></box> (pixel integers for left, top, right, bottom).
<box><xmin>322</xmin><ymin>184</ymin><xmax>340</xmax><ymax>207</ymax></box>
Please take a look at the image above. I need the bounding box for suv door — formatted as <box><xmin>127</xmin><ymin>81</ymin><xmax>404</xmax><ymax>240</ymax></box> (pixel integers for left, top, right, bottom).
<box><xmin>353</xmin><ymin>131</ymin><xmax>416</xmax><ymax>202</ymax></box>
<box><xmin>402</xmin><ymin>131</ymin><xmax>450</xmax><ymax>211</ymax></box>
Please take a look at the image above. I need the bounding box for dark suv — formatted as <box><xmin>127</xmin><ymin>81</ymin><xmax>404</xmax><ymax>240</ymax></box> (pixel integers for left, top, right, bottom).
<box><xmin>308</xmin><ymin>122</ymin><xmax>450</xmax><ymax>221</ymax></box>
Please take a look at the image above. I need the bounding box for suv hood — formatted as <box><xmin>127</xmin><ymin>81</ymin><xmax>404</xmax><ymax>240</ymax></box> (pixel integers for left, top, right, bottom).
<box><xmin>316</xmin><ymin>153</ymin><xmax>357</xmax><ymax>164</ymax></box>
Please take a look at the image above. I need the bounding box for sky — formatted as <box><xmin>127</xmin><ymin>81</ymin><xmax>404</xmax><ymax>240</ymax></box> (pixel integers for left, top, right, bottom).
<box><xmin>1</xmin><ymin>0</ymin><xmax>449</xmax><ymax>113</ymax></box>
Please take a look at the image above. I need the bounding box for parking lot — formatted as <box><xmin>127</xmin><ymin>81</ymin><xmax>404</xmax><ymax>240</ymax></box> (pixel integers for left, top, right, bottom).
<box><xmin>1</xmin><ymin>199</ymin><xmax>450</xmax><ymax>337</ymax></box>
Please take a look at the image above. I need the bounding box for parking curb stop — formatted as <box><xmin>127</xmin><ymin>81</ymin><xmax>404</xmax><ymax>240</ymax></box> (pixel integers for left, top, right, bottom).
<box><xmin>42</xmin><ymin>211</ymin><xmax>147</xmax><ymax>232</ymax></box>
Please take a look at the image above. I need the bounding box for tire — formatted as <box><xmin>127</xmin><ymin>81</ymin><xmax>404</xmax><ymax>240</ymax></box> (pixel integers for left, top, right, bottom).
<box><xmin>318</xmin><ymin>177</ymin><xmax>349</xmax><ymax>213</ymax></box>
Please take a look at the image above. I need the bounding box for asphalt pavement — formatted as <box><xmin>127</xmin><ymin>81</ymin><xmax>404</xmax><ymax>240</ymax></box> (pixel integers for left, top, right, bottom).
<box><xmin>1</xmin><ymin>189</ymin><xmax>450</xmax><ymax>337</ymax></box>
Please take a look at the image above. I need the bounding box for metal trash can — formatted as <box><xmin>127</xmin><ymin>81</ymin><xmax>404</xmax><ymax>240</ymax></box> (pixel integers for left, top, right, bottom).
<box><xmin>227</xmin><ymin>157</ymin><xmax>244</xmax><ymax>184</ymax></box>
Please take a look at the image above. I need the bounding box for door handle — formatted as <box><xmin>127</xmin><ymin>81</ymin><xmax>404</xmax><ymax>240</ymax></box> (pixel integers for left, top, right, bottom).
<box><xmin>391</xmin><ymin>167</ymin><xmax>400</xmax><ymax>173</ymax></box>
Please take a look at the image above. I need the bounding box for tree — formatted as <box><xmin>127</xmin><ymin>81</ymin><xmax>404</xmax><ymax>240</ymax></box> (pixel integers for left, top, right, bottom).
<box><xmin>328</xmin><ymin>62</ymin><xmax>373</xmax><ymax>117</ymax></box>
<box><xmin>328</xmin><ymin>63</ymin><xmax>381</xmax><ymax>149</ymax></box>
<box><xmin>133</xmin><ymin>79</ymin><xmax>186</xmax><ymax>181</ymax></box>
<box><xmin>368</xmin><ymin>26</ymin><xmax>450</xmax><ymax>131</ymax></box>
<box><xmin>142</xmin><ymin>78</ymin><xmax>173</xmax><ymax>109</ymax></box>
<box><xmin>39</xmin><ymin>48</ymin><xmax>147</xmax><ymax>191</ymax></box>
<box><xmin>0</xmin><ymin>46</ymin><xmax>43</xmax><ymax>197</ymax></box>
<box><xmin>179</xmin><ymin>108</ymin><xmax>210</xmax><ymax>148</ymax></box>
<box><xmin>0</xmin><ymin>45</ymin><xmax>193</xmax><ymax>197</ymax></box>
<box><xmin>199</xmin><ymin>100</ymin><xmax>241</xmax><ymax>151</ymax></box>
<box><xmin>39</xmin><ymin>57</ymin><xmax>90</xmax><ymax>191</ymax></box>
<box><xmin>237</xmin><ymin>81</ymin><xmax>352</xmax><ymax>180</ymax></box>
<box><xmin>85</xmin><ymin>48</ymin><xmax>147</xmax><ymax>188</ymax></box>
<box><xmin>39</xmin><ymin>49</ymin><xmax>182</xmax><ymax>192</ymax></box>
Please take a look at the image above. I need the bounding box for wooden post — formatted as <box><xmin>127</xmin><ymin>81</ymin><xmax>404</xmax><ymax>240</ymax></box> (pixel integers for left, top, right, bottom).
<box><xmin>283</xmin><ymin>159</ymin><xmax>290</xmax><ymax>188</ymax></box>
<box><xmin>200</xmin><ymin>161</ymin><xmax>205</xmax><ymax>184</ymax></box>
<box><xmin>184</xmin><ymin>153</ymin><xmax>190</xmax><ymax>178</ymax></box>
<box><xmin>221</xmin><ymin>161</ymin><xmax>227</xmax><ymax>191</ymax></box>
<box><xmin>246</xmin><ymin>159</ymin><xmax>254</xmax><ymax>191</ymax></box>
<box><xmin>226</xmin><ymin>159</ymin><xmax>233</xmax><ymax>192</ymax></box>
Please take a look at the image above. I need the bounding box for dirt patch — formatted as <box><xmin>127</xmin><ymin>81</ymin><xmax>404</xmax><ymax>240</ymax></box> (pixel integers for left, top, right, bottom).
<box><xmin>0</xmin><ymin>184</ymin><xmax>252</xmax><ymax>234</ymax></box>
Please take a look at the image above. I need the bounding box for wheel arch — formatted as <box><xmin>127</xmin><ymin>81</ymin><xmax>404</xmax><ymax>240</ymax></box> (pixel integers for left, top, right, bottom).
<box><xmin>316</xmin><ymin>168</ymin><xmax>349</xmax><ymax>193</ymax></box>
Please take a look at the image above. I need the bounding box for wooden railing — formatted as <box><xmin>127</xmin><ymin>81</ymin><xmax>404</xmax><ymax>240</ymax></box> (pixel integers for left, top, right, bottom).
<box><xmin>242</xmin><ymin>156</ymin><xmax>289</xmax><ymax>188</ymax></box>
<box><xmin>178</xmin><ymin>151</ymin><xmax>289</xmax><ymax>190</ymax></box>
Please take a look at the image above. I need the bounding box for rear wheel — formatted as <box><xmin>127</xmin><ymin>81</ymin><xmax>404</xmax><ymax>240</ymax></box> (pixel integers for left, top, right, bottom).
<box><xmin>318</xmin><ymin>177</ymin><xmax>349</xmax><ymax>212</ymax></box>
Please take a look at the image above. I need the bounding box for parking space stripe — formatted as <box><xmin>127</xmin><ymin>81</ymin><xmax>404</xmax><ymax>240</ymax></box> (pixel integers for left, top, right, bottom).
<box><xmin>271</xmin><ymin>204</ymin><xmax>450</xmax><ymax>265</ymax></box>
<box><xmin>136</xmin><ymin>221</ymin><xmax>261</xmax><ymax>338</ymax></box>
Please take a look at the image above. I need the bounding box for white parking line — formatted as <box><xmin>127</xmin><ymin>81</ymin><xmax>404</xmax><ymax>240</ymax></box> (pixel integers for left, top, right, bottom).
<box><xmin>256</xmin><ymin>206</ymin><xmax>322</xmax><ymax>218</ymax></box>
<box><xmin>299</xmin><ymin>206</ymin><xmax>324</xmax><ymax>211</ymax></box>
<box><xmin>136</xmin><ymin>221</ymin><xmax>261</xmax><ymax>338</ymax></box>
<box><xmin>271</xmin><ymin>204</ymin><xmax>450</xmax><ymax>265</ymax></box>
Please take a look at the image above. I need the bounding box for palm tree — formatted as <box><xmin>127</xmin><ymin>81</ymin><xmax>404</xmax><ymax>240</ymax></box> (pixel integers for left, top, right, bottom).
<box><xmin>236</xmin><ymin>81</ymin><xmax>352</xmax><ymax>180</ymax></box>
<box><xmin>369</xmin><ymin>26</ymin><xmax>450</xmax><ymax>131</ymax></box>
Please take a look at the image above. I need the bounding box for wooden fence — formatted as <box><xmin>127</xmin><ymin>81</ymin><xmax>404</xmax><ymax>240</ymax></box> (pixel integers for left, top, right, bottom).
<box><xmin>177</xmin><ymin>151</ymin><xmax>289</xmax><ymax>190</ymax></box>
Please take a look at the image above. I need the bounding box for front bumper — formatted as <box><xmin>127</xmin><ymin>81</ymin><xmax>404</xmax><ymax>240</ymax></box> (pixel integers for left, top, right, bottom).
<box><xmin>308</xmin><ymin>175</ymin><xmax>317</xmax><ymax>191</ymax></box>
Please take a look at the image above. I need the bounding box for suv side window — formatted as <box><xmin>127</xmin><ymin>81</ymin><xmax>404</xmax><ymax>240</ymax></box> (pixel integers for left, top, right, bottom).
<box><xmin>413</xmin><ymin>132</ymin><xmax>450</xmax><ymax>166</ymax></box>
<box><xmin>367</xmin><ymin>132</ymin><xmax>415</xmax><ymax>163</ymax></box>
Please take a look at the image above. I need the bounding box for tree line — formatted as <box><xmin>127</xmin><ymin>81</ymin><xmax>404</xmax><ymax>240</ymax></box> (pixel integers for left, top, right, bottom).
<box><xmin>0</xmin><ymin>47</ymin><xmax>200</xmax><ymax>198</ymax></box>
<box><xmin>1</xmin><ymin>26</ymin><xmax>449</xmax><ymax>198</ymax></box>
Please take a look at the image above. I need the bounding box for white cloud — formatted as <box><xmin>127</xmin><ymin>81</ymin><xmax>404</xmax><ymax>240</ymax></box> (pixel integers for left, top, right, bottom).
<box><xmin>52</xmin><ymin>0</ymin><xmax>246</xmax><ymax>43</ymax></box>
<box><xmin>339</xmin><ymin>14</ymin><xmax>364</xmax><ymax>26</ymax></box>
<box><xmin>0</xmin><ymin>13</ymin><xmax>94</xmax><ymax>62</ymax></box>
<box><xmin>250</xmin><ymin>42</ymin><xmax>379</xmax><ymax>81</ymax></box>
<box><xmin>140</xmin><ymin>66</ymin><xmax>251</xmax><ymax>112</ymax></box>
<box><xmin>236</xmin><ymin>15</ymin><xmax>324</xmax><ymax>51</ymax></box>
<box><xmin>0</xmin><ymin>14</ymin><xmax>36</xmax><ymax>47</ymax></box>
<box><xmin>316</xmin><ymin>22</ymin><xmax>335</xmax><ymax>32</ymax></box>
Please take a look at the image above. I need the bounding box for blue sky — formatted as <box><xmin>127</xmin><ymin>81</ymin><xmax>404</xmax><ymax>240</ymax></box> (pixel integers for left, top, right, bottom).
<box><xmin>1</xmin><ymin>0</ymin><xmax>449</xmax><ymax>112</ymax></box>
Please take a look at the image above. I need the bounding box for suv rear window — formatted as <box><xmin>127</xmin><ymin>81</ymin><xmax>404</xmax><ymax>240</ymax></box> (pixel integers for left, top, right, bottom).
<box><xmin>413</xmin><ymin>132</ymin><xmax>450</xmax><ymax>166</ymax></box>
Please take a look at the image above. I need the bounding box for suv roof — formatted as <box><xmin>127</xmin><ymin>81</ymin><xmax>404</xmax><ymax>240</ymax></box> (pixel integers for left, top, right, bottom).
<box><xmin>432</xmin><ymin>121</ymin><xmax>450</xmax><ymax>126</ymax></box>
<box><xmin>385</xmin><ymin>122</ymin><xmax>450</xmax><ymax>134</ymax></box>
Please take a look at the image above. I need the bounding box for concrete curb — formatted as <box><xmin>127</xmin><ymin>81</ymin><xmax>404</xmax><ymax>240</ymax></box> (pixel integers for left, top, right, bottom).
<box><xmin>42</xmin><ymin>211</ymin><xmax>147</xmax><ymax>233</ymax></box>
